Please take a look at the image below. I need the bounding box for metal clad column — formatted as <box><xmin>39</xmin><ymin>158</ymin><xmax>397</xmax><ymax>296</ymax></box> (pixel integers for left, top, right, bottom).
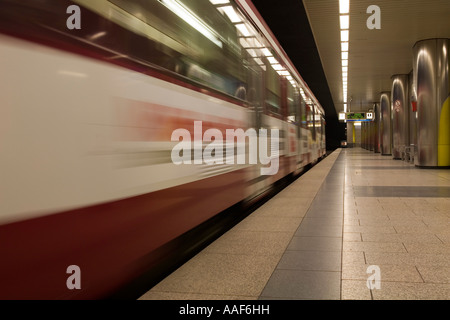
<box><xmin>408</xmin><ymin>70</ymin><xmax>417</xmax><ymax>153</ymax></box>
<box><xmin>437</xmin><ymin>39</ymin><xmax>450</xmax><ymax>167</ymax></box>
<box><xmin>413</xmin><ymin>38</ymin><xmax>450</xmax><ymax>167</ymax></box>
<box><xmin>361</xmin><ymin>122</ymin><xmax>365</xmax><ymax>149</ymax></box>
<box><xmin>364</xmin><ymin>121</ymin><xmax>368</xmax><ymax>150</ymax></box>
<box><xmin>370</xmin><ymin>119</ymin><xmax>374</xmax><ymax>151</ymax></box>
<box><xmin>380</xmin><ymin>92</ymin><xmax>392</xmax><ymax>155</ymax></box>
<box><xmin>374</xmin><ymin>103</ymin><xmax>381</xmax><ymax>153</ymax></box>
<box><xmin>391</xmin><ymin>74</ymin><xmax>410</xmax><ymax>159</ymax></box>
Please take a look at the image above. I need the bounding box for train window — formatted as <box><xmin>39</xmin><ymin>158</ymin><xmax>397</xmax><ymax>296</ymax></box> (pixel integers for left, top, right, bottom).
<box><xmin>266</xmin><ymin>90</ymin><xmax>281</xmax><ymax>114</ymax></box>
<box><xmin>315</xmin><ymin>109</ymin><xmax>322</xmax><ymax>136</ymax></box>
<box><xmin>70</xmin><ymin>0</ymin><xmax>322</xmax><ymax>119</ymax></box>
<box><xmin>265</xmin><ymin>60</ymin><xmax>282</xmax><ymax>115</ymax></box>
<box><xmin>299</xmin><ymin>96</ymin><xmax>307</xmax><ymax>129</ymax></box>
<box><xmin>76</xmin><ymin>0</ymin><xmax>252</xmax><ymax>102</ymax></box>
<box><xmin>308</xmin><ymin>104</ymin><xmax>316</xmax><ymax>141</ymax></box>
<box><xmin>286</xmin><ymin>81</ymin><xmax>298</xmax><ymax>123</ymax></box>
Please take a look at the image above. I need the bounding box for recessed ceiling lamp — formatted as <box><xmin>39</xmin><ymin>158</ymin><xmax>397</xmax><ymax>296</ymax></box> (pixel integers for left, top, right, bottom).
<box><xmin>339</xmin><ymin>0</ymin><xmax>350</xmax><ymax>108</ymax></box>
<box><xmin>161</xmin><ymin>0</ymin><xmax>222</xmax><ymax>47</ymax></box>
<box><xmin>339</xmin><ymin>0</ymin><xmax>349</xmax><ymax>14</ymax></box>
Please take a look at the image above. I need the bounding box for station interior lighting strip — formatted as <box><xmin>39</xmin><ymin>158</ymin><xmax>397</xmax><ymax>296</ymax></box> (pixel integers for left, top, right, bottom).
<box><xmin>209</xmin><ymin>0</ymin><xmax>299</xmax><ymax>88</ymax></box>
<box><xmin>160</xmin><ymin>0</ymin><xmax>223</xmax><ymax>47</ymax></box>
<box><xmin>340</xmin><ymin>0</ymin><xmax>349</xmax><ymax>113</ymax></box>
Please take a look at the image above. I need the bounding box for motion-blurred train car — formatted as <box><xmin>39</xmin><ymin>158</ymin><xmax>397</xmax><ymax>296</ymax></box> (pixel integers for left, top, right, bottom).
<box><xmin>0</xmin><ymin>0</ymin><xmax>325</xmax><ymax>299</ymax></box>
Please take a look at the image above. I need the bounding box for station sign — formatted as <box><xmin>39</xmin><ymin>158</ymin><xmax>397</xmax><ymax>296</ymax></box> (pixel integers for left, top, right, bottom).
<box><xmin>339</xmin><ymin>112</ymin><xmax>374</xmax><ymax>122</ymax></box>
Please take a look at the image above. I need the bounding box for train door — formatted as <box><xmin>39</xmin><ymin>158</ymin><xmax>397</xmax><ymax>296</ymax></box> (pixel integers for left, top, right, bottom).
<box><xmin>306</xmin><ymin>103</ymin><xmax>315</xmax><ymax>163</ymax></box>
<box><xmin>298</xmin><ymin>93</ymin><xmax>308</xmax><ymax>167</ymax></box>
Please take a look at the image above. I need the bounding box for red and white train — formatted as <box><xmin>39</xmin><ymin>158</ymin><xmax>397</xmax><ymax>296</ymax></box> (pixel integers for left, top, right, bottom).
<box><xmin>0</xmin><ymin>0</ymin><xmax>326</xmax><ymax>299</ymax></box>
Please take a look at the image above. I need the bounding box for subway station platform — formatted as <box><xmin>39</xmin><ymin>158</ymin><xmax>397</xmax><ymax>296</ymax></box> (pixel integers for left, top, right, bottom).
<box><xmin>139</xmin><ymin>148</ymin><xmax>450</xmax><ymax>300</ymax></box>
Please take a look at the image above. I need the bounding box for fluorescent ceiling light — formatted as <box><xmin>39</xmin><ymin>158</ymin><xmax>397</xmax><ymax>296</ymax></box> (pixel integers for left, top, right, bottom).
<box><xmin>342</xmin><ymin>52</ymin><xmax>348</xmax><ymax>60</ymax></box>
<box><xmin>161</xmin><ymin>0</ymin><xmax>222</xmax><ymax>47</ymax></box>
<box><xmin>339</xmin><ymin>0</ymin><xmax>350</xmax><ymax>14</ymax></box>
<box><xmin>340</xmin><ymin>15</ymin><xmax>349</xmax><ymax>29</ymax></box>
<box><xmin>271</xmin><ymin>64</ymin><xmax>284</xmax><ymax>71</ymax></box>
<box><xmin>239</xmin><ymin>38</ymin><xmax>249</xmax><ymax>48</ymax></box>
<box><xmin>210</xmin><ymin>0</ymin><xmax>229</xmax><ymax>4</ymax></box>
<box><xmin>342</xmin><ymin>59</ymin><xmax>348</xmax><ymax>67</ymax></box>
<box><xmin>236</xmin><ymin>23</ymin><xmax>251</xmax><ymax>37</ymax></box>
<box><xmin>244</xmin><ymin>37</ymin><xmax>262</xmax><ymax>48</ymax></box>
<box><xmin>277</xmin><ymin>70</ymin><xmax>290</xmax><ymax>76</ymax></box>
<box><xmin>261</xmin><ymin>48</ymin><xmax>272</xmax><ymax>57</ymax></box>
<box><xmin>341</xmin><ymin>42</ymin><xmax>349</xmax><ymax>51</ymax></box>
<box><xmin>342</xmin><ymin>66</ymin><xmax>348</xmax><ymax>72</ymax></box>
<box><xmin>246</xmin><ymin>49</ymin><xmax>257</xmax><ymax>57</ymax></box>
<box><xmin>267</xmin><ymin>56</ymin><xmax>278</xmax><ymax>64</ymax></box>
<box><xmin>219</xmin><ymin>6</ymin><xmax>242</xmax><ymax>23</ymax></box>
<box><xmin>341</xmin><ymin>30</ymin><xmax>349</xmax><ymax>42</ymax></box>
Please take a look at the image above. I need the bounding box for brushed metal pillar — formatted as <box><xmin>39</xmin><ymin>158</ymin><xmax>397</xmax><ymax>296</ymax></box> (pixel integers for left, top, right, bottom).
<box><xmin>413</xmin><ymin>38</ymin><xmax>450</xmax><ymax>167</ymax></box>
<box><xmin>380</xmin><ymin>92</ymin><xmax>391</xmax><ymax>155</ymax></box>
<box><xmin>370</xmin><ymin>119</ymin><xmax>374</xmax><ymax>151</ymax></box>
<box><xmin>374</xmin><ymin>103</ymin><xmax>381</xmax><ymax>153</ymax></box>
<box><xmin>361</xmin><ymin>122</ymin><xmax>365</xmax><ymax>149</ymax></box>
<box><xmin>408</xmin><ymin>70</ymin><xmax>417</xmax><ymax>152</ymax></box>
<box><xmin>361</xmin><ymin>122</ymin><xmax>364</xmax><ymax>149</ymax></box>
<box><xmin>391</xmin><ymin>74</ymin><xmax>410</xmax><ymax>159</ymax></box>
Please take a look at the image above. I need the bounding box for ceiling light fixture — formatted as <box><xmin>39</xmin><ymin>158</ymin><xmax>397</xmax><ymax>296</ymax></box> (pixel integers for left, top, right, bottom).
<box><xmin>339</xmin><ymin>0</ymin><xmax>350</xmax><ymax>105</ymax></box>
<box><xmin>161</xmin><ymin>0</ymin><xmax>222</xmax><ymax>47</ymax></box>
<box><xmin>340</xmin><ymin>15</ymin><xmax>349</xmax><ymax>29</ymax></box>
<box><xmin>339</xmin><ymin>0</ymin><xmax>349</xmax><ymax>14</ymax></box>
<box><xmin>235</xmin><ymin>23</ymin><xmax>251</xmax><ymax>37</ymax></box>
<box><xmin>210</xmin><ymin>0</ymin><xmax>229</xmax><ymax>4</ymax></box>
<box><xmin>267</xmin><ymin>56</ymin><xmax>279</xmax><ymax>64</ymax></box>
<box><xmin>219</xmin><ymin>6</ymin><xmax>242</xmax><ymax>23</ymax></box>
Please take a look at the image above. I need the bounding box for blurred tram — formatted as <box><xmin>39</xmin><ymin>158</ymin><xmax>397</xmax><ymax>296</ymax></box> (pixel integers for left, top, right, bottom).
<box><xmin>0</xmin><ymin>0</ymin><xmax>325</xmax><ymax>299</ymax></box>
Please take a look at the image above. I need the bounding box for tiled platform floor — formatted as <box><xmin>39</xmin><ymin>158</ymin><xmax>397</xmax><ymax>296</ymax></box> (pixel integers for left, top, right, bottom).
<box><xmin>139</xmin><ymin>148</ymin><xmax>450</xmax><ymax>300</ymax></box>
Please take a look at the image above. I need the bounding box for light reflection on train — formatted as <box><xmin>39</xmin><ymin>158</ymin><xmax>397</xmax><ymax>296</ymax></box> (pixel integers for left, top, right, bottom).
<box><xmin>0</xmin><ymin>0</ymin><xmax>325</xmax><ymax>299</ymax></box>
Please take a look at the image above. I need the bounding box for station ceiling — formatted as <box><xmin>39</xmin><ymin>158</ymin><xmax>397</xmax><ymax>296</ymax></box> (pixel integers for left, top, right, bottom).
<box><xmin>252</xmin><ymin>0</ymin><xmax>450</xmax><ymax>119</ymax></box>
